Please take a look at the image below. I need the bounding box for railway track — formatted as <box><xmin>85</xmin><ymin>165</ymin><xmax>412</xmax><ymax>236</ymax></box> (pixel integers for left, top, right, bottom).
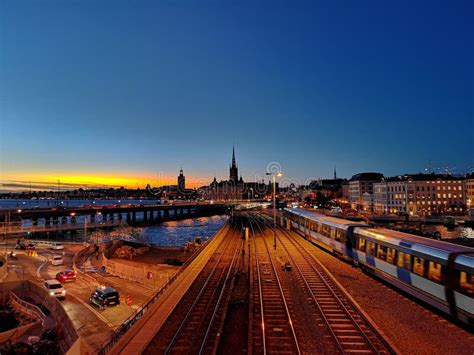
<box><xmin>259</xmin><ymin>212</ymin><xmax>394</xmax><ymax>354</ymax></box>
<box><xmin>248</xmin><ymin>216</ymin><xmax>302</xmax><ymax>355</ymax></box>
<box><xmin>146</xmin><ymin>222</ymin><xmax>242</xmax><ymax>354</ymax></box>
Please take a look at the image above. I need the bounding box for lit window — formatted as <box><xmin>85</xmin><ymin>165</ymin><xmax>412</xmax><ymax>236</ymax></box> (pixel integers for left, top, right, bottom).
<box><xmin>459</xmin><ymin>272</ymin><xmax>474</xmax><ymax>296</ymax></box>
<box><xmin>428</xmin><ymin>261</ymin><xmax>442</xmax><ymax>283</ymax></box>
<box><xmin>397</xmin><ymin>252</ymin><xmax>411</xmax><ymax>269</ymax></box>
<box><xmin>413</xmin><ymin>257</ymin><xmax>425</xmax><ymax>276</ymax></box>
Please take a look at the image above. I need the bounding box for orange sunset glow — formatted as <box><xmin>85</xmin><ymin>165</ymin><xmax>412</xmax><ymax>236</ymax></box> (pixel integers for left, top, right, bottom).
<box><xmin>0</xmin><ymin>172</ymin><xmax>207</xmax><ymax>191</ymax></box>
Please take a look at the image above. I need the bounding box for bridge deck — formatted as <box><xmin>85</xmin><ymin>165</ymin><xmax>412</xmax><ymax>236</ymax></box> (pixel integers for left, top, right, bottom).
<box><xmin>110</xmin><ymin>223</ymin><xmax>232</xmax><ymax>354</ymax></box>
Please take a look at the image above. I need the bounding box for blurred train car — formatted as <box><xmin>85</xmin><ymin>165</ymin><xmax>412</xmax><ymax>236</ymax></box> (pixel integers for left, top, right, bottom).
<box><xmin>284</xmin><ymin>208</ymin><xmax>474</xmax><ymax>326</ymax></box>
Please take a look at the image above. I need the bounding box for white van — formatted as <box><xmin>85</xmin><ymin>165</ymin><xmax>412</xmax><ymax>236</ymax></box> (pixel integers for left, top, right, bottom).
<box><xmin>50</xmin><ymin>254</ymin><xmax>64</xmax><ymax>266</ymax></box>
<box><xmin>50</xmin><ymin>242</ymin><xmax>64</xmax><ymax>250</ymax></box>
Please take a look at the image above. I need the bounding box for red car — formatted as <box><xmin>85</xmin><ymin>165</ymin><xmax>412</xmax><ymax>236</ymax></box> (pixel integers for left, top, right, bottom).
<box><xmin>56</xmin><ymin>270</ymin><xmax>77</xmax><ymax>282</ymax></box>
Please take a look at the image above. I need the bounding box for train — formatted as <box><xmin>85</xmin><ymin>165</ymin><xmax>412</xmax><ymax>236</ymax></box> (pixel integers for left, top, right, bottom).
<box><xmin>283</xmin><ymin>207</ymin><xmax>474</xmax><ymax>326</ymax></box>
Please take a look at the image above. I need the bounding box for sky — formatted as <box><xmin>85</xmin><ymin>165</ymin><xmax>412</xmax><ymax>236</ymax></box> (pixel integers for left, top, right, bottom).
<box><xmin>1</xmin><ymin>0</ymin><xmax>473</xmax><ymax>190</ymax></box>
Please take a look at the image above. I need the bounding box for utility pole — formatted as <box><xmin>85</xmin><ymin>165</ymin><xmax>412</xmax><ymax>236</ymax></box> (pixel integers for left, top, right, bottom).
<box><xmin>266</xmin><ymin>171</ymin><xmax>283</xmax><ymax>250</ymax></box>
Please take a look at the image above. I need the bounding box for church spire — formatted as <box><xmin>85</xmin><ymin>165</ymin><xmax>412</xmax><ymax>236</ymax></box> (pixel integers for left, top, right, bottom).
<box><xmin>229</xmin><ymin>145</ymin><xmax>238</xmax><ymax>183</ymax></box>
<box><xmin>334</xmin><ymin>165</ymin><xmax>337</xmax><ymax>180</ymax></box>
<box><xmin>232</xmin><ymin>145</ymin><xmax>236</xmax><ymax>168</ymax></box>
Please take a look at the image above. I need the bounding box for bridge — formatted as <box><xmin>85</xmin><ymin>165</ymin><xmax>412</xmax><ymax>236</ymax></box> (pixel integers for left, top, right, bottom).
<box><xmin>0</xmin><ymin>202</ymin><xmax>232</xmax><ymax>237</ymax></box>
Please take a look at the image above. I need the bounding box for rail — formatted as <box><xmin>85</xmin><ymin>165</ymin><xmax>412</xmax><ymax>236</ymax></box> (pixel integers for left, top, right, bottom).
<box><xmin>248</xmin><ymin>215</ymin><xmax>301</xmax><ymax>355</ymax></box>
<box><xmin>263</xmin><ymin>211</ymin><xmax>395</xmax><ymax>354</ymax></box>
<box><xmin>98</xmin><ymin>223</ymin><xmax>230</xmax><ymax>355</ymax></box>
<box><xmin>198</xmin><ymin>232</ymin><xmax>241</xmax><ymax>354</ymax></box>
<box><xmin>163</xmin><ymin>226</ymin><xmax>239</xmax><ymax>354</ymax></box>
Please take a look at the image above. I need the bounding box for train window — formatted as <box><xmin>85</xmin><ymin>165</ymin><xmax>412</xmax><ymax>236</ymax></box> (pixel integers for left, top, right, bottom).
<box><xmin>330</xmin><ymin>228</ymin><xmax>336</xmax><ymax>240</ymax></box>
<box><xmin>366</xmin><ymin>241</ymin><xmax>376</xmax><ymax>256</ymax></box>
<box><xmin>357</xmin><ymin>237</ymin><xmax>366</xmax><ymax>252</ymax></box>
<box><xmin>335</xmin><ymin>229</ymin><xmax>344</xmax><ymax>242</ymax></box>
<box><xmin>427</xmin><ymin>261</ymin><xmax>443</xmax><ymax>283</ymax></box>
<box><xmin>412</xmin><ymin>256</ymin><xmax>425</xmax><ymax>276</ymax></box>
<box><xmin>386</xmin><ymin>248</ymin><xmax>396</xmax><ymax>264</ymax></box>
<box><xmin>397</xmin><ymin>252</ymin><xmax>411</xmax><ymax>269</ymax></box>
<box><xmin>459</xmin><ymin>272</ymin><xmax>474</xmax><ymax>296</ymax></box>
<box><xmin>377</xmin><ymin>245</ymin><xmax>387</xmax><ymax>261</ymax></box>
<box><xmin>323</xmin><ymin>226</ymin><xmax>331</xmax><ymax>238</ymax></box>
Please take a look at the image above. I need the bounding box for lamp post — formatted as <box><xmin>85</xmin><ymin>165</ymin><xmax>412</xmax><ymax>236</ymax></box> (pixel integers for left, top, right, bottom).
<box><xmin>266</xmin><ymin>171</ymin><xmax>282</xmax><ymax>250</ymax></box>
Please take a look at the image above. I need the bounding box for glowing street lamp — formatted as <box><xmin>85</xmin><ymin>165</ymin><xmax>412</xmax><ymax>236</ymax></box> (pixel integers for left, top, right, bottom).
<box><xmin>266</xmin><ymin>171</ymin><xmax>283</xmax><ymax>250</ymax></box>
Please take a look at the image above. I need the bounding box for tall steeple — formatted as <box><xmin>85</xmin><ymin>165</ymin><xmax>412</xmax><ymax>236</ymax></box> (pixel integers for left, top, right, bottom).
<box><xmin>229</xmin><ymin>145</ymin><xmax>238</xmax><ymax>183</ymax></box>
<box><xmin>334</xmin><ymin>165</ymin><xmax>337</xmax><ymax>180</ymax></box>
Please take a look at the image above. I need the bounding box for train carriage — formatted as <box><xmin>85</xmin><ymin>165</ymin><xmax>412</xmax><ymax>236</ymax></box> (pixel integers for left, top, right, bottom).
<box><xmin>284</xmin><ymin>207</ymin><xmax>474</xmax><ymax>326</ymax></box>
<box><xmin>284</xmin><ymin>208</ymin><xmax>368</xmax><ymax>257</ymax></box>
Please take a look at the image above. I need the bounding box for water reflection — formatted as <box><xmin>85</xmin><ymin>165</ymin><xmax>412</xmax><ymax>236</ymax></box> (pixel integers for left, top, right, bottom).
<box><xmin>140</xmin><ymin>215</ymin><xmax>228</xmax><ymax>246</ymax></box>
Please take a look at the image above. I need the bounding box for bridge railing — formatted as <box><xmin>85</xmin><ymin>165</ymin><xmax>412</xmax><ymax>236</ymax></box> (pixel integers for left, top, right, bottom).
<box><xmin>1</xmin><ymin>219</ymin><xmax>127</xmax><ymax>235</ymax></box>
<box><xmin>98</xmin><ymin>222</ymin><xmax>230</xmax><ymax>355</ymax></box>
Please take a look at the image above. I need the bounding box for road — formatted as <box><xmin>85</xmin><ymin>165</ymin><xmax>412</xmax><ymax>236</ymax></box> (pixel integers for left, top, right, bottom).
<box><xmin>3</xmin><ymin>241</ymin><xmax>155</xmax><ymax>353</ymax></box>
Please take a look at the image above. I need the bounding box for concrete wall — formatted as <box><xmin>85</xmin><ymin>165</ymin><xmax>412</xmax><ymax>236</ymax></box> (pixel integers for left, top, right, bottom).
<box><xmin>0</xmin><ymin>281</ymin><xmax>80</xmax><ymax>354</ymax></box>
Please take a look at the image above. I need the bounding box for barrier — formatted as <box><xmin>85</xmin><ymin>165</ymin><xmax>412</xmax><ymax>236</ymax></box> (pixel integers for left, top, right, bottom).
<box><xmin>0</xmin><ymin>281</ymin><xmax>80</xmax><ymax>353</ymax></box>
<box><xmin>9</xmin><ymin>291</ymin><xmax>46</xmax><ymax>325</ymax></box>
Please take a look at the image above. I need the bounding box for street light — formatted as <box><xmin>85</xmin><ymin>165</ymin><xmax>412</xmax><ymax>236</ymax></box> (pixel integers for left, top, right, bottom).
<box><xmin>266</xmin><ymin>171</ymin><xmax>283</xmax><ymax>250</ymax></box>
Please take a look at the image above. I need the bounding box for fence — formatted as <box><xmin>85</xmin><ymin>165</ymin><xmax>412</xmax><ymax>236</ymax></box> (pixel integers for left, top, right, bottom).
<box><xmin>98</xmin><ymin>223</ymin><xmax>230</xmax><ymax>355</ymax></box>
<box><xmin>1</xmin><ymin>219</ymin><xmax>127</xmax><ymax>236</ymax></box>
<box><xmin>9</xmin><ymin>291</ymin><xmax>46</xmax><ymax>325</ymax></box>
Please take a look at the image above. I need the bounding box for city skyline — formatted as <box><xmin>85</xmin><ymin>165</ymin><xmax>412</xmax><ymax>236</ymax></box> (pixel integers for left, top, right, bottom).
<box><xmin>1</xmin><ymin>1</ymin><xmax>473</xmax><ymax>190</ymax></box>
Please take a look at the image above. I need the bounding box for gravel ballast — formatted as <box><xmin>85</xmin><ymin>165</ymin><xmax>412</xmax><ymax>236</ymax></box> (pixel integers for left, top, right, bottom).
<box><xmin>294</xmin><ymin>231</ymin><xmax>474</xmax><ymax>355</ymax></box>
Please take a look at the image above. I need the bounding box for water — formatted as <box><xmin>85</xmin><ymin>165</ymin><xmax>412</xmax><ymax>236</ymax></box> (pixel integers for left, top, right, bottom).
<box><xmin>0</xmin><ymin>199</ymin><xmax>162</xmax><ymax>210</ymax></box>
<box><xmin>139</xmin><ymin>215</ymin><xmax>228</xmax><ymax>246</ymax></box>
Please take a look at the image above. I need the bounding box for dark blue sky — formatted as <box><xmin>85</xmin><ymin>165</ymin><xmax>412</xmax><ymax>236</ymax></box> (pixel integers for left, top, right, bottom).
<box><xmin>1</xmin><ymin>0</ymin><xmax>473</xmax><ymax>187</ymax></box>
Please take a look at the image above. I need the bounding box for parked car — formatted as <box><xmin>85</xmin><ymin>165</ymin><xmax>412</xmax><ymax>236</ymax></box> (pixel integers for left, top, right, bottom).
<box><xmin>50</xmin><ymin>242</ymin><xmax>64</xmax><ymax>250</ymax></box>
<box><xmin>44</xmin><ymin>279</ymin><xmax>66</xmax><ymax>299</ymax></box>
<box><xmin>50</xmin><ymin>255</ymin><xmax>64</xmax><ymax>266</ymax></box>
<box><xmin>90</xmin><ymin>287</ymin><xmax>120</xmax><ymax>309</ymax></box>
<box><xmin>56</xmin><ymin>270</ymin><xmax>77</xmax><ymax>282</ymax></box>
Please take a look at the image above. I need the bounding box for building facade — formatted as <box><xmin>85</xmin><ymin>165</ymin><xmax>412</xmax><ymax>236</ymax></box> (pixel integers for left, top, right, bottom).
<box><xmin>465</xmin><ymin>178</ymin><xmax>474</xmax><ymax>209</ymax></box>
<box><xmin>373</xmin><ymin>181</ymin><xmax>388</xmax><ymax>214</ymax></box>
<box><xmin>380</xmin><ymin>175</ymin><xmax>466</xmax><ymax>216</ymax></box>
<box><xmin>348</xmin><ymin>172</ymin><xmax>384</xmax><ymax>210</ymax></box>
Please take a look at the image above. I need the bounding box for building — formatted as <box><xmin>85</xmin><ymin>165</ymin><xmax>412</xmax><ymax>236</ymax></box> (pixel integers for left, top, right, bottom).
<box><xmin>373</xmin><ymin>181</ymin><xmax>388</xmax><ymax>214</ymax></box>
<box><xmin>147</xmin><ymin>167</ymin><xmax>195</xmax><ymax>199</ymax></box>
<box><xmin>306</xmin><ymin>177</ymin><xmax>346</xmax><ymax>200</ymax></box>
<box><xmin>341</xmin><ymin>183</ymin><xmax>350</xmax><ymax>203</ymax></box>
<box><xmin>348</xmin><ymin>172</ymin><xmax>384</xmax><ymax>210</ymax></box>
<box><xmin>465</xmin><ymin>175</ymin><xmax>474</xmax><ymax>209</ymax></box>
<box><xmin>177</xmin><ymin>167</ymin><xmax>185</xmax><ymax>193</ymax></box>
<box><xmin>362</xmin><ymin>192</ymin><xmax>374</xmax><ymax>213</ymax></box>
<box><xmin>383</xmin><ymin>174</ymin><xmax>466</xmax><ymax>216</ymax></box>
<box><xmin>202</xmin><ymin>147</ymin><xmax>271</xmax><ymax>201</ymax></box>
<box><xmin>229</xmin><ymin>146</ymin><xmax>238</xmax><ymax>183</ymax></box>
